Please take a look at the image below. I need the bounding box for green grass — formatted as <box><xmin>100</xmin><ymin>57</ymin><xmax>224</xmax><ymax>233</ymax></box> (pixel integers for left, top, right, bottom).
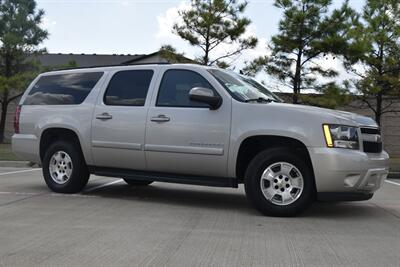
<box><xmin>0</xmin><ymin>143</ymin><xmax>21</xmax><ymax>161</ymax></box>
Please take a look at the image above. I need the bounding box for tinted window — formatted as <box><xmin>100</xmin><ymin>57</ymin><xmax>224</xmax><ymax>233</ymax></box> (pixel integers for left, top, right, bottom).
<box><xmin>104</xmin><ymin>70</ymin><xmax>153</xmax><ymax>106</ymax></box>
<box><xmin>24</xmin><ymin>72</ymin><xmax>103</xmax><ymax>105</ymax></box>
<box><xmin>157</xmin><ymin>69</ymin><xmax>215</xmax><ymax>107</ymax></box>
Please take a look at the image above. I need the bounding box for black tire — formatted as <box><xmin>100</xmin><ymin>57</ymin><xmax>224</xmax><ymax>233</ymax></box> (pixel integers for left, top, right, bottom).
<box><xmin>42</xmin><ymin>140</ymin><xmax>89</xmax><ymax>193</ymax></box>
<box><xmin>244</xmin><ymin>147</ymin><xmax>315</xmax><ymax>217</ymax></box>
<box><xmin>123</xmin><ymin>179</ymin><xmax>153</xmax><ymax>186</ymax></box>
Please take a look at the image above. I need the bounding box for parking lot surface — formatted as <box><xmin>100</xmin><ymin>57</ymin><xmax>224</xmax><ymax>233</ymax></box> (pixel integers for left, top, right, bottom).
<box><xmin>0</xmin><ymin>167</ymin><xmax>399</xmax><ymax>267</ymax></box>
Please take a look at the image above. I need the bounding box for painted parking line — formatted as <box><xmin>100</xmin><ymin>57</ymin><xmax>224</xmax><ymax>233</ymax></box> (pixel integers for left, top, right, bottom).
<box><xmin>385</xmin><ymin>180</ymin><xmax>400</xmax><ymax>186</ymax></box>
<box><xmin>84</xmin><ymin>179</ymin><xmax>124</xmax><ymax>192</ymax></box>
<box><xmin>0</xmin><ymin>191</ymin><xmax>37</xmax><ymax>196</ymax></box>
<box><xmin>0</xmin><ymin>168</ymin><xmax>41</xmax><ymax>176</ymax></box>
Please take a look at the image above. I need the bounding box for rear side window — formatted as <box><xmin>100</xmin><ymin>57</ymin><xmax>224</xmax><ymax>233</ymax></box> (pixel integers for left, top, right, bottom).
<box><xmin>24</xmin><ymin>72</ymin><xmax>103</xmax><ymax>105</ymax></box>
<box><xmin>157</xmin><ymin>69</ymin><xmax>215</xmax><ymax>108</ymax></box>
<box><xmin>104</xmin><ymin>70</ymin><xmax>153</xmax><ymax>106</ymax></box>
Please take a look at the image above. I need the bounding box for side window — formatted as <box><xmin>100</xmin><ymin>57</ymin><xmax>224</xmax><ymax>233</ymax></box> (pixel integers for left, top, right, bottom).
<box><xmin>24</xmin><ymin>72</ymin><xmax>103</xmax><ymax>105</ymax></box>
<box><xmin>157</xmin><ymin>69</ymin><xmax>216</xmax><ymax>107</ymax></box>
<box><xmin>104</xmin><ymin>70</ymin><xmax>153</xmax><ymax>106</ymax></box>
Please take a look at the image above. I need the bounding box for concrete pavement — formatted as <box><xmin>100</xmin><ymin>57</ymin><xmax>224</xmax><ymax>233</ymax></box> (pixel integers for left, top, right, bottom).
<box><xmin>0</xmin><ymin>168</ymin><xmax>399</xmax><ymax>267</ymax></box>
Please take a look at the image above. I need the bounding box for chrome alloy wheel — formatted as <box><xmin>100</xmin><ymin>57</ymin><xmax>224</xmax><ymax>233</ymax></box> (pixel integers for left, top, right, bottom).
<box><xmin>49</xmin><ymin>151</ymin><xmax>73</xmax><ymax>185</ymax></box>
<box><xmin>260</xmin><ymin>162</ymin><xmax>304</xmax><ymax>206</ymax></box>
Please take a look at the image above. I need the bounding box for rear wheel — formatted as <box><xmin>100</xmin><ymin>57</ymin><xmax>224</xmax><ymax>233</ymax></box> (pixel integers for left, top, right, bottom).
<box><xmin>123</xmin><ymin>179</ymin><xmax>153</xmax><ymax>186</ymax></box>
<box><xmin>244</xmin><ymin>147</ymin><xmax>315</xmax><ymax>216</ymax></box>
<box><xmin>42</xmin><ymin>140</ymin><xmax>89</xmax><ymax>193</ymax></box>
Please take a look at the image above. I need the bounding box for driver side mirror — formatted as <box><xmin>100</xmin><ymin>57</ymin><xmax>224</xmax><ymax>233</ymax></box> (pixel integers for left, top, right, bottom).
<box><xmin>189</xmin><ymin>87</ymin><xmax>222</xmax><ymax>110</ymax></box>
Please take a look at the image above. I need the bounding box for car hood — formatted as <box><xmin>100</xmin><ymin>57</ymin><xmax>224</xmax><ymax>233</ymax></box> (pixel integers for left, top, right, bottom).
<box><xmin>270</xmin><ymin>102</ymin><xmax>378</xmax><ymax>128</ymax></box>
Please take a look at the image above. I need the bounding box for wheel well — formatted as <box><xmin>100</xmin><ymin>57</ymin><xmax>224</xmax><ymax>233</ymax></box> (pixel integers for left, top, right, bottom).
<box><xmin>39</xmin><ymin>128</ymin><xmax>82</xmax><ymax>161</ymax></box>
<box><xmin>236</xmin><ymin>136</ymin><xmax>314</xmax><ymax>181</ymax></box>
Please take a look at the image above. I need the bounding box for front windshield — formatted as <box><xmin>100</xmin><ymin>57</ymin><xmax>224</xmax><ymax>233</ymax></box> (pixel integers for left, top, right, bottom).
<box><xmin>208</xmin><ymin>69</ymin><xmax>283</xmax><ymax>103</ymax></box>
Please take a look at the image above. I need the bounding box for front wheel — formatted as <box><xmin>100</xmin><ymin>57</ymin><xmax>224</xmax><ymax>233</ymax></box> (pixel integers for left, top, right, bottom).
<box><xmin>244</xmin><ymin>147</ymin><xmax>315</xmax><ymax>216</ymax></box>
<box><xmin>42</xmin><ymin>140</ymin><xmax>89</xmax><ymax>193</ymax></box>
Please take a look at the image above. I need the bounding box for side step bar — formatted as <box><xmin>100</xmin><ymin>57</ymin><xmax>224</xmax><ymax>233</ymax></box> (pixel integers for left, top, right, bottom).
<box><xmin>88</xmin><ymin>166</ymin><xmax>239</xmax><ymax>188</ymax></box>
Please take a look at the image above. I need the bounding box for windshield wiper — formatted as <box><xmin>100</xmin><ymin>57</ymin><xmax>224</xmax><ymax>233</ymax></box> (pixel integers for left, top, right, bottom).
<box><xmin>244</xmin><ymin>97</ymin><xmax>273</xmax><ymax>103</ymax></box>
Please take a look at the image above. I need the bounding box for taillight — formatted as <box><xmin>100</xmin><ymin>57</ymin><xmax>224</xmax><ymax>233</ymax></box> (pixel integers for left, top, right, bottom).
<box><xmin>14</xmin><ymin>105</ymin><xmax>21</xmax><ymax>134</ymax></box>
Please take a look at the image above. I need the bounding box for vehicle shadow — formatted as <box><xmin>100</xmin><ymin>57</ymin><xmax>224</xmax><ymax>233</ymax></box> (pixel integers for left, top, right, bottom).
<box><xmin>304</xmin><ymin>202</ymin><xmax>382</xmax><ymax>219</ymax></box>
<box><xmin>81</xmin><ymin>183</ymin><xmax>381</xmax><ymax>219</ymax></box>
<box><xmin>83</xmin><ymin>183</ymin><xmax>256</xmax><ymax>214</ymax></box>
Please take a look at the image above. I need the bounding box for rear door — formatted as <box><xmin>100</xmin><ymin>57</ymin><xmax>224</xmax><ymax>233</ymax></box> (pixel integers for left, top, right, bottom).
<box><xmin>91</xmin><ymin>68</ymin><xmax>156</xmax><ymax>170</ymax></box>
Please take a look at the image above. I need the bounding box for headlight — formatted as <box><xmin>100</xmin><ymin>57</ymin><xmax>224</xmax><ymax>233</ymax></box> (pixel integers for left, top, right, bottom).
<box><xmin>323</xmin><ymin>124</ymin><xmax>359</xmax><ymax>149</ymax></box>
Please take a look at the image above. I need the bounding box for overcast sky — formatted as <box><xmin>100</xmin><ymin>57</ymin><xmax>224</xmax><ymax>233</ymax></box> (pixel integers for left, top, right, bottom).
<box><xmin>36</xmin><ymin>0</ymin><xmax>365</xmax><ymax>91</ymax></box>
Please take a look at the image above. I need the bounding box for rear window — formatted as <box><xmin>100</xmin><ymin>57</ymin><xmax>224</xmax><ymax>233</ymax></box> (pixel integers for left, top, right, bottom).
<box><xmin>24</xmin><ymin>72</ymin><xmax>103</xmax><ymax>105</ymax></box>
<box><xmin>104</xmin><ymin>70</ymin><xmax>153</xmax><ymax>106</ymax></box>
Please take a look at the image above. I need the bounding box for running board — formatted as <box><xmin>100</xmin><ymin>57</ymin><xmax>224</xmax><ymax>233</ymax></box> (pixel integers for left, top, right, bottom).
<box><xmin>88</xmin><ymin>166</ymin><xmax>238</xmax><ymax>188</ymax></box>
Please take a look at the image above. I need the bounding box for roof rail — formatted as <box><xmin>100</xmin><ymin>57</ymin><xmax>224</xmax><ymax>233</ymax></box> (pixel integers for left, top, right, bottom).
<box><xmin>50</xmin><ymin>62</ymin><xmax>172</xmax><ymax>72</ymax></box>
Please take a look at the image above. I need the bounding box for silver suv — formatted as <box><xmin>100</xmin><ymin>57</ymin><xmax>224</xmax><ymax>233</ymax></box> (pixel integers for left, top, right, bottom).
<box><xmin>12</xmin><ymin>64</ymin><xmax>389</xmax><ymax>216</ymax></box>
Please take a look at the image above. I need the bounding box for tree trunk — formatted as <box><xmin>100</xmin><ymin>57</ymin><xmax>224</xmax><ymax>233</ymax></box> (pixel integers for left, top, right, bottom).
<box><xmin>293</xmin><ymin>54</ymin><xmax>302</xmax><ymax>104</ymax></box>
<box><xmin>204</xmin><ymin>26</ymin><xmax>210</xmax><ymax>65</ymax></box>
<box><xmin>375</xmin><ymin>92</ymin><xmax>383</xmax><ymax>126</ymax></box>
<box><xmin>0</xmin><ymin>54</ymin><xmax>11</xmax><ymax>143</ymax></box>
<box><xmin>293</xmin><ymin>88</ymin><xmax>299</xmax><ymax>104</ymax></box>
<box><xmin>0</xmin><ymin>93</ymin><xmax>9</xmax><ymax>144</ymax></box>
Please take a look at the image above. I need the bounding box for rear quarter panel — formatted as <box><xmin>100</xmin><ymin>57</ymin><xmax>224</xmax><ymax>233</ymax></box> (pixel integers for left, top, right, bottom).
<box><xmin>15</xmin><ymin>70</ymin><xmax>109</xmax><ymax>164</ymax></box>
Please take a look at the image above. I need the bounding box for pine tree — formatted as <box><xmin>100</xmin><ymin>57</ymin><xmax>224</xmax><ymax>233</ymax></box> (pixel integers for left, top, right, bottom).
<box><xmin>345</xmin><ymin>0</ymin><xmax>400</xmax><ymax>125</ymax></box>
<box><xmin>244</xmin><ymin>0</ymin><xmax>358</xmax><ymax>104</ymax></box>
<box><xmin>173</xmin><ymin>0</ymin><xmax>257</xmax><ymax>66</ymax></box>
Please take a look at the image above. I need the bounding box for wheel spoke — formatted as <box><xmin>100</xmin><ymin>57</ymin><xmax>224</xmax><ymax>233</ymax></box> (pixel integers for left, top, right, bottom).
<box><xmin>262</xmin><ymin>186</ymin><xmax>276</xmax><ymax>200</ymax></box>
<box><xmin>281</xmin><ymin>191</ymin><xmax>294</xmax><ymax>203</ymax></box>
<box><xmin>291</xmin><ymin>177</ymin><xmax>303</xmax><ymax>189</ymax></box>
<box><xmin>54</xmin><ymin>152</ymin><xmax>62</xmax><ymax>162</ymax></box>
<box><xmin>65</xmin><ymin>167</ymin><xmax>72</xmax><ymax>177</ymax></box>
<box><xmin>281</xmin><ymin>163</ymin><xmax>293</xmax><ymax>175</ymax></box>
<box><xmin>261</xmin><ymin>169</ymin><xmax>275</xmax><ymax>182</ymax></box>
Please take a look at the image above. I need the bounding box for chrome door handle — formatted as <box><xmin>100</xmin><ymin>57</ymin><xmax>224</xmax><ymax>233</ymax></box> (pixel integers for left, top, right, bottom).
<box><xmin>96</xmin><ymin>112</ymin><xmax>113</xmax><ymax>120</ymax></box>
<box><xmin>150</xmin><ymin>114</ymin><xmax>170</xmax><ymax>122</ymax></box>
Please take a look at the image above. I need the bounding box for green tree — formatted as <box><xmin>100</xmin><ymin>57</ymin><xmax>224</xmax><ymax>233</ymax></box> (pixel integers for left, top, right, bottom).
<box><xmin>300</xmin><ymin>82</ymin><xmax>351</xmax><ymax>109</ymax></box>
<box><xmin>158</xmin><ymin>44</ymin><xmax>194</xmax><ymax>64</ymax></box>
<box><xmin>244</xmin><ymin>0</ymin><xmax>358</xmax><ymax>104</ymax></box>
<box><xmin>0</xmin><ymin>0</ymin><xmax>48</xmax><ymax>143</ymax></box>
<box><xmin>173</xmin><ymin>0</ymin><xmax>257</xmax><ymax>66</ymax></box>
<box><xmin>344</xmin><ymin>0</ymin><xmax>400</xmax><ymax>125</ymax></box>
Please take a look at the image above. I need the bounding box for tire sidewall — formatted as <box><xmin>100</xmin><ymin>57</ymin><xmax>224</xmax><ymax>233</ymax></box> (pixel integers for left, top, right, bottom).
<box><xmin>245</xmin><ymin>148</ymin><xmax>315</xmax><ymax>216</ymax></box>
<box><xmin>43</xmin><ymin>141</ymin><xmax>88</xmax><ymax>193</ymax></box>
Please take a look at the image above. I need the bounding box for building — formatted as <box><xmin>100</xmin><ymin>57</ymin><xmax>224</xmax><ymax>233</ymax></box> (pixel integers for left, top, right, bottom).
<box><xmin>32</xmin><ymin>51</ymin><xmax>192</xmax><ymax>68</ymax></box>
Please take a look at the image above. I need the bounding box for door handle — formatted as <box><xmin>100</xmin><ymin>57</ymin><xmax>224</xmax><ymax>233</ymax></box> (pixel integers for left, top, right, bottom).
<box><xmin>96</xmin><ymin>112</ymin><xmax>113</xmax><ymax>120</ymax></box>
<box><xmin>150</xmin><ymin>114</ymin><xmax>170</xmax><ymax>122</ymax></box>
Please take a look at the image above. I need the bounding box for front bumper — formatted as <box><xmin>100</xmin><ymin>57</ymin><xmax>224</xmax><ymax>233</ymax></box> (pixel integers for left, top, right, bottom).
<box><xmin>309</xmin><ymin>147</ymin><xmax>389</xmax><ymax>199</ymax></box>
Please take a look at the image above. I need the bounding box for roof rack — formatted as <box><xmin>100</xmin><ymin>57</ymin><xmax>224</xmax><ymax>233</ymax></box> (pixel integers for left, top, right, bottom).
<box><xmin>52</xmin><ymin>62</ymin><xmax>172</xmax><ymax>72</ymax></box>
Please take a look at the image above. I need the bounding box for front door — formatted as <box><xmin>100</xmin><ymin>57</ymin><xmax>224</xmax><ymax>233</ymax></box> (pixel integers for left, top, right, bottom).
<box><xmin>91</xmin><ymin>69</ymin><xmax>155</xmax><ymax>170</ymax></box>
<box><xmin>145</xmin><ymin>69</ymin><xmax>231</xmax><ymax>177</ymax></box>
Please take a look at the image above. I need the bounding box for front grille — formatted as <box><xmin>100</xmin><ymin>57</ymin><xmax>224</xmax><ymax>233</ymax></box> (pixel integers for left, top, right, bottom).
<box><xmin>361</xmin><ymin>127</ymin><xmax>382</xmax><ymax>153</ymax></box>
<box><xmin>363</xmin><ymin>141</ymin><xmax>383</xmax><ymax>153</ymax></box>
<box><xmin>361</xmin><ymin>128</ymin><xmax>380</xmax><ymax>135</ymax></box>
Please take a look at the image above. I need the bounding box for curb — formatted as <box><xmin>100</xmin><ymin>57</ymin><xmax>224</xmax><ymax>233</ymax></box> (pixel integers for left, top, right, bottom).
<box><xmin>0</xmin><ymin>161</ymin><xmax>40</xmax><ymax>168</ymax></box>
